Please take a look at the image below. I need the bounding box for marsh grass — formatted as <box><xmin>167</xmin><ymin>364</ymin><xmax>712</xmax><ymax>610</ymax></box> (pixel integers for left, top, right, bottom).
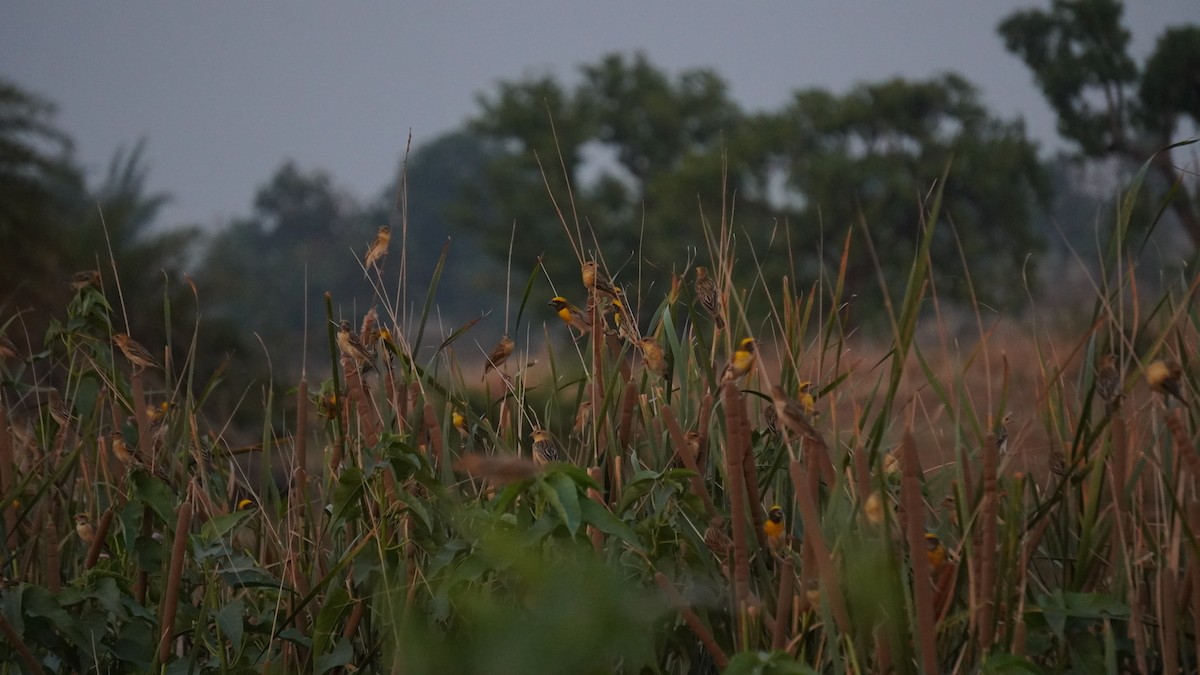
<box><xmin>0</xmin><ymin>146</ymin><xmax>1197</xmax><ymax>674</ymax></box>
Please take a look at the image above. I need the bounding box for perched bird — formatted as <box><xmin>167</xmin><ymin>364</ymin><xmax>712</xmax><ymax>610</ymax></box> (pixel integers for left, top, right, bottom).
<box><xmin>995</xmin><ymin>412</ymin><xmax>1013</xmax><ymax>456</ymax></box>
<box><xmin>236</xmin><ymin>498</ymin><xmax>257</xmax><ymax>511</ymax></box>
<box><xmin>530</xmin><ymin>428</ymin><xmax>561</xmax><ymax>465</ymax></box>
<box><xmin>49</xmin><ymin>398</ymin><xmax>76</xmax><ymax>429</ymax></box>
<box><xmin>762</xmin><ymin>403</ymin><xmax>778</xmax><ymax>437</ymax></box>
<box><xmin>452</xmin><ymin>410</ymin><xmax>468</xmax><ymax>439</ymax></box>
<box><xmin>481</xmin><ymin>334</ymin><xmax>514</xmax><ymax>381</ymax></box>
<box><xmin>703</xmin><ymin>516</ymin><xmax>733</xmax><ymax>562</ymax></box>
<box><xmin>110</xmin><ymin>431</ymin><xmax>167</xmax><ymax>479</ymax></box>
<box><xmin>571</xmin><ymin>399</ymin><xmax>593</xmax><ymax>437</ymax></box>
<box><xmin>769</xmin><ymin>385</ymin><xmax>824</xmax><ymax>446</ymax></box>
<box><xmin>548</xmin><ymin>296</ymin><xmax>590</xmax><ymax>338</ymax></box>
<box><xmin>1147</xmin><ymin>359</ymin><xmax>1185</xmax><ymax>406</ymax></box>
<box><xmin>863</xmin><ymin>491</ymin><xmax>886</xmax><ymax>526</ymax></box>
<box><xmin>68</xmin><ymin>270</ymin><xmax>101</xmax><ymax>291</ymax></box>
<box><xmin>581</xmin><ymin>261</ymin><xmax>619</xmax><ymax>299</ymax></box>
<box><xmin>336</xmin><ymin>320</ymin><xmax>375</xmax><ymax>372</ymax></box>
<box><xmin>609</xmin><ymin>299</ymin><xmax>639</xmax><ymax>344</ymax></box>
<box><xmin>0</xmin><ymin>335</ymin><xmax>16</xmax><ymax>360</ymax></box>
<box><xmin>74</xmin><ymin>513</ymin><xmax>98</xmax><ymax>546</ymax></box>
<box><xmin>1048</xmin><ymin>448</ymin><xmax>1068</xmax><ymax>478</ymax></box>
<box><xmin>1095</xmin><ymin>353</ymin><xmax>1121</xmax><ymax>413</ymax></box>
<box><xmin>796</xmin><ymin>381</ymin><xmax>816</xmax><ymax>416</ymax></box>
<box><xmin>925</xmin><ymin>532</ymin><xmax>947</xmax><ymax>573</ymax></box>
<box><xmin>764</xmin><ymin>505</ymin><xmax>786</xmax><ymax>549</ymax></box>
<box><xmin>363</xmin><ymin>225</ymin><xmax>391</xmax><ymax>273</ymax></box>
<box><xmin>684</xmin><ymin>430</ymin><xmax>707</xmax><ymax>474</ymax></box>
<box><xmin>721</xmin><ymin>338</ymin><xmax>756</xmax><ymax>384</ymax></box>
<box><xmin>113</xmin><ymin>333</ymin><xmax>161</xmax><ymax>371</ymax></box>
<box><xmin>693</xmin><ymin>266</ymin><xmax>724</xmax><ymax>329</ymax></box>
<box><xmin>637</xmin><ymin>337</ymin><xmax>668</xmax><ymax>380</ymax></box>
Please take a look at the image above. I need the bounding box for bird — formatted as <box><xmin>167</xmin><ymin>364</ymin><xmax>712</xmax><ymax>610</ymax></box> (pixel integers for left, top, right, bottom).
<box><xmin>236</xmin><ymin>498</ymin><xmax>257</xmax><ymax>511</ymax></box>
<box><xmin>1048</xmin><ymin>448</ymin><xmax>1068</xmax><ymax>478</ymax></box>
<box><xmin>481</xmin><ymin>334</ymin><xmax>514</xmax><ymax>381</ymax></box>
<box><xmin>995</xmin><ymin>412</ymin><xmax>1012</xmax><ymax>455</ymax></box>
<box><xmin>769</xmin><ymin>385</ymin><xmax>824</xmax><ymax>447</ymax></box>
<box><xmin>531</xmin><ymin>428</ymin><xmax>561</xmax><ymax>466</ymax></box>
<box><xmin>336</xmin><ymin>320</ymin><xmax>375</xmax><ymax>372</ymax></box>
<box><xmin>637</xmin><ymin>337</ymin><xmax>668</xmax><ymax>380</ymax></box>
<box><xmin>110</xmin><ymin>431</ymin><xmax>167</xmax><ymax>479</ymax></box>
<box><xmin>68</xmin><ymin>270</ymin><xmax>101</xmax><ymax>291</ymax></box>
<box><xmin>764</xmin><ymin>505</ymin><xmax>786</xmax><ymax>549</ymax></box>
<box><xmin>0</xmin><ymin>335</ymin><xmax>16</xmax><ymax>360</ymax></box>
<box><xmin>925</xmin><ymin>532</ymin><xmax>947</xmax><ymax>573</ymax></box>
<box><xmin>548</xmin><ymin>296</ymin><xmax>590</xmax><ymax>338</ymax></box>
<box><xmin>581</xmin><ymin>261</ymin><xmax>619</xmax><ymax>300</ymax></box>
<box><xmin>571</xmin><ymin>399</ymin><xmax>593</xmax><ymax>437</ymax></box>
<box><xmin>363</xmin><ymin>225</ymin><xmax>391</xmax><ymax>273</ymax></box>
<box><xmin>113</xmin><ymin>334</ymin><xmax>160</xmax><ymax>371</ymax></box>
<box><xmin>703</xmin><ymin>516</ymin><xmax>733</xmax><ymax>562</ymax></box>
<box><xmin>1095</xmin><ymin>353</ymin><xmax>1121</xmax><ymax>413</ymax></box>
<box><xmin>49</xmin><ymin>398</ymin><xmax>76</xmax><ymax>429</ymax></box>
<box><xmin>693</xmin><ymin>266</ymin><xmax>725</xmax><ymax>329</ymax></box>
<box><xmin>684</xmin><ymin>430</ymin><xmax>707</xmax><ymax>474</ymax></box>
<box><xmin>452</xmin><ymin>410</ymin><xmax>468</xmax><ymax>439</ymax></box>
<box><xmin>74</xmin><ymin>513</ymin><xmax>98</xmax><ymax>546</ymax></box>
<box><xmin>863</xmin><ymin>491</ymin><xmax>886</xmax><ymax>526</ymax></box>
<box><xmin>1147</xmin><ymin>359</ymin><xmax>1185</xmax><ymax>406</ymax></box>
<box><xmin>721</xmin><ymin>338</ymin><xmax>756</xmax><ymax>384</ymax></box>
<box><xmin>609</xmin><ymin>298</ymin><xmax>639</xmax><ymax>344</ymax></box>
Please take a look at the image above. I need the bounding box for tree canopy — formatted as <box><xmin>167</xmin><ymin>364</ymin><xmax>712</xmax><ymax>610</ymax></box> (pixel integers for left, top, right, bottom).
<box><xmin>1000</xmin><ymin>0</ymin><xmax>1200</xmax><ymax>248</ymax></box>
<box><xmin>461</xmin><ymin>53</ymin><xmax>1048</xmax><ymax>316</ymax></box>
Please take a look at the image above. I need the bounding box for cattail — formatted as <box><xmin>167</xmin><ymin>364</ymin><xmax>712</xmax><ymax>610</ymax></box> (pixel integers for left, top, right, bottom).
<box><xmin>772</xmin><ymin>556</ymin><xmax>795</xmax><ymax>650</ymax></box>
<box><xmin>158</xmin><ymin>500</ymin><xmax>192</xmax><ymax>665</ymax></box>
<box><xmin>662</xmin><ymin>406</ymin><xmax>717</xmax><ymax>518</ymax></box>
<box><xmin>788</xmin><ymin>458</ymin><xmax>850</xmax><ymax>634</ymax></box>
<box><xmin>898</xmin><ymin>431</ymin><xmax>937</xmax><ymax>674</ymax></box>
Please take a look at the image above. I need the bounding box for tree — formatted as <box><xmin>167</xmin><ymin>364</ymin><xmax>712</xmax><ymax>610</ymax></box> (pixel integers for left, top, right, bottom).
<box><xmin>999</xmin><ymin>0</ymin><xmax>1200</xmax><ymax>248</ymax></box>
<box><xmin>767</xmin><ymin>74</ymin><xmax>1049</xmax><ymax>308</ymax></box>
<box><xmin>462</xmin><ymin>53</ymin><xmax>1048</xmax><ymax>317</ymax></box>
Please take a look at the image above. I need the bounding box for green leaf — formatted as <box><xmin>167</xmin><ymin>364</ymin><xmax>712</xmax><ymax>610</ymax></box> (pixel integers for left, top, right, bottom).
<box><xmin>981</xmin><ymin>653</ymin><xmax>1044</xmax><ymax>674</ymax></box>
<box><xmin>131</xmin><ymin>470</ymin><xmax>177</xmax><ymax>523</ymax></box>
<box><xmin>547</xmin><ymin>471</ymin><xmax>582</xmax><ymax>535</ymax></box>
<box><xmin>313</xmin><ymin>587</ymin><xmax>352</xmax><ymax>657</ymax></box>
<box><xmin>329</xmin><ymin>466</ymin><xmax>366</xmax><ymax>524</ymax></box>
<box><xmin>579</xmin><ymin>499</ymin><xmax>642</xmax><ymax>551</ymax></box>
<box><xmin>215</xmin><ymin>600</ymin><xmax>246</xmax><ymax>650</ymax></box>
<box><xmin>725</xmin><ymin>650</ymin><xmax>818</xmax><ymax>674</ymax></box>
<box><xmin>314</xmin><ymin>637</ymin><xmax>354</xmax><ymax>674</ymax></box>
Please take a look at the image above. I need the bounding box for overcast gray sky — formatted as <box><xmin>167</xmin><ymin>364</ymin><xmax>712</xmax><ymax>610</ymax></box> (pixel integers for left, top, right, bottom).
<box><xmin>3</xmin><ymin>2</ymin><xmax>1197</xmax><ymax>230</ymax></box>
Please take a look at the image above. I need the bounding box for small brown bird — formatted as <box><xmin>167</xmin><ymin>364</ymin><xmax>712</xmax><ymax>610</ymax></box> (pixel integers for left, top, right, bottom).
<box><xmin>363</xmin><ymin>225</ymin><xmax>391</xmax><ymax>274</ymax></box>
<box><xmin>110</xmin><ymin>431</ymin><xmax>167</xmax><ymax>479</ymax></box>
<box><xmin>1095</xmin><ymin>353</ymin><xmax>1121</xmax><ymax>413</ymax></box>
<box><xmin>74</xmin><ymin>513</ymin><xmax>97</xmax><ymax>545</ymax></box>
<box><xmin>1147</xmin><ymin>359</ymin><xmax>1185</xmax><ymax>406</ymax></box>
<box><xmin>684</xmin><ymin>430</ymin><xmax>707</xmax><ymax>474</ymax></box>
<box><xmin>637</xmin><ymin>337</ymin><xmax>668</xmax><ymax>380</ymax></box>
<box><xmin>721</xmin><ymin>338</ymin><xmax>756</xmax><ymax>384</ymax></box>
<box><xmin>582</xmin><ymin>261</ymin><xmax>619</xmax><ymax>299</ymax></box>
<box><xmin>49</xmin><ymin>398</ymin><xmax>76</xmax><ymax>429</ymax></box>
<box><xmin>693</xmin><ymin>266</ymin><xmax>724</xmax><ymax>329</ymax></box>
<box><xmin>770</xmin><ymin>385</ymin><xmax>823</xmax><ymax>446</ymax></box>
<box><xmin>68</xmin><ymin>270</ymin><xmax>101</xmax><ymax>291</ymax></box>
<box><xmin>996</xmin><ymin>412</ymin><xmax>1012</xmax><ymax>456</ymax></box>
<box><xmin>571</xmin><ymin>399</ymin><xmax>593</xmax><ymax>437</ymax></box>
<box><xmin>531</xmin><ymin>428</ymin><xmax>561</xmax><ymax>465</ymax></box>
<box><xmin>481</xmin><ymin>334</ymin><xmax>514</xmax><ymax>381</ymax></box>
<box><xmin>113</xmin><ymin>333</ymin><xmax>161</xmax><ymax>371</ymax></box>
<box><xmin>1048</xmin><ymin>448</ymin><xmax>1068</xmax><ymax>478</ymax></box>
<box><xmin>336</xmin><ymin>320</ymin><xmax>375</xmax><ymax>371</ymax></box>
<box><xmin>548</xmin><ymin>296</ymin><xmax>590</xmax><ymax>338</ymax></box>
<box><xmin>703</xmin><ymin>516</ymin><xmax>733</xmax><ymax>562</ymax></box>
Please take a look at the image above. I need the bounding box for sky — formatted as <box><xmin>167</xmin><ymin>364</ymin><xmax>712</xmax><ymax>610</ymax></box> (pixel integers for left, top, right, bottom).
<box><xmin>2</xmin><ymin>2</ymin><xmax>1197</xmax><ymax>231</ymax></box>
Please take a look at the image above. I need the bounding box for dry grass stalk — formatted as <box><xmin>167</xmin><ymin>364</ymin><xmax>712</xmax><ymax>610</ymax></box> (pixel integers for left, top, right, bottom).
<box><xmin>84</xmin><ymin>508</ymin><xmax>116</xmax><ymax>570</ymax></box>
<box><xmin>697</xmin><ymin>392</ymin><xmax>713</xmax><ymax>474</ymax></box>
<box><xmin>899</xmin><ymin>431</ymin><xmax>937</xmax><ymax>674</ymax></box>
<box><xmin>1011</xmin><ymin>513</ymin><xmax>1051</xmax><ymax>657</ymax></box>
<box><xmin>157</xmin><ymin>499</ymin><xmax>193</xmax><ymax>664</ymax></box>
<box><xmin>44</xmin><ymin>501</ymin><xmax>60</xmax><ymax>593</ymax></box>
<box><xmin>661</xmin><ymin>406</ymin><xmax>717</xmax><ymax>518</ymax></box>
<box><xmin>654</xmin><ymin>572</ymin><xmax>728</xmax><ymax>668</ymax></box>
<box><xmin>977</xmin><ymin>432</ymin><xmax>999</xmax><ymax>655</ymax></box>
<box><xmin>618</xmin><ymin>380</ymin><xmax>636</xmax><ymax>451</ymax></box>
<box><xmin>772</xmin><ymin>556</ymin><xmax>795</xmax><ymax>650</ymax></box>
<box><xmin>737</xmin><ymin>397</ymin><xmax>770</xmax><ymax>556</ymax></box>
<box><xmin>722</xmin><ymin>383</ymin><xmax>754</xmax><ymax>621</ymax></box>
<box><xmin>787</xmin><ymin>458</ymin><xmax>850</xmax><ymax>634</ymax></box>
<box><xmin>1160</xmin><ymin>568</ymin><xmax>1179</xmax><ymax>675</ymax></box>
<box><xmin>0</xmin><ymin>611</ymin><xmax>44</xmax><ymax>675</ymax></box>
<box><xmin>1191</xmin><ymin>500</ymin><xmax>1200</xmax><ymax>671</ymax></box>
<box><xmin>453</xmin><ymin>454</ymin><xmax>541</xmax><ymax>486</ymax></box>
<box><xmin>852</xmin><ymin>446</ymin><xmax>870</xmax><ymax>502</ymax></box>
<box><xmin>422</xmin><ymin>402</ymin><xmax>443</xmax><ymax>469</ymax></box>
<box><xmin>0</xmin><ymin>406</ymin><xmax>14</xmax><ymax>541</ymax></box>
<box><xmin>587</xmin><ymin>466</ymin><xmax>605</xmax><ymax>553</ymax></box>
<box><xmin>293</xmin><ymin>378</ymin><xmax>310</xmax><ymax>505</ymax></box>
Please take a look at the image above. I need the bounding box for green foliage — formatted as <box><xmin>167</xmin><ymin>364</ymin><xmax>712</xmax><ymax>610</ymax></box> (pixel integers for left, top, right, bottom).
<box><xmin>462</xmin><ymin>52</ymin><xmax>1048</xmax><ymax>315</ymax></box>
